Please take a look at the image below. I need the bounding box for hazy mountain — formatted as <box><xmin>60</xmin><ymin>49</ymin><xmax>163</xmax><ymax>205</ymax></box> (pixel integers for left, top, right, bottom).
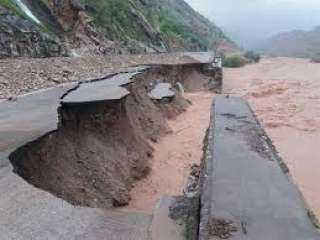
<box><xmin>185</xmin><ymin>0</ymin><xmax>320</xmax><ymax>49</ymax></box>
<box><xmin>258</xmin><ymin>26</ymin><xmax>320</xmax><ymax>58</ymax></box>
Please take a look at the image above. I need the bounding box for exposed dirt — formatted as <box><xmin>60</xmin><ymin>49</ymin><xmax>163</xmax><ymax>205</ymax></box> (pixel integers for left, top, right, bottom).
<box><xmin>224</xmin><ymin>57</ymin><xmax>320</xmax><ymax>218</ymax></box>
<box><xmin>8</xmin><ymin>71</ymin><xmax>171</xmax><ymax>208</ymax></box>
<box><xmin>9</xmin><ymin>95</ymin><xmax>158</xmax><ymax>208</ymax></box>
<box><xmin>8</xmin><ymin>63</ymin><xmax>217</xmax><ymax>209</ymax></box>
<box><xmin>122</xmin><ymin>92</ymin><xmax>214</xmax><ymax>213</ymax></box>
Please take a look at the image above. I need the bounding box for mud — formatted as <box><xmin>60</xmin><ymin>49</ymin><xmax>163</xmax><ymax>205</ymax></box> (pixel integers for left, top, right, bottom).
<box><xmin>8</xmin><ymin>63</ymin><xmax>218</xmax><ymax>209</ymax></box>
<box><xmin>10</xmin><ymin>97</ymin><xmax>156</xmax><ymax>208</ymax></box>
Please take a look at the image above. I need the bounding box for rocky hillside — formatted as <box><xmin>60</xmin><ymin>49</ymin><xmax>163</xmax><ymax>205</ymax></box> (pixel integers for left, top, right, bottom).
<box><xmin>259</xmin><ymin>26</ymin><xmax>320</xmax><ymax>58</ymax></box>
<box><xmin>0</xmin><ymin>4</ymin><xmax>65</xmax><ymax>58</ymax></box>
<box><xmin>0</xmin><ymin>0</ymin><xmax>233</xmax><ymax>58</ymax></box>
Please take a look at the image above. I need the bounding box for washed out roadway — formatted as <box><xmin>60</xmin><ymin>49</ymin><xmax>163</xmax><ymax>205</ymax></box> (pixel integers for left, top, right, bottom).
<box><xmin>0</xmin><ymin>79</ymin><xmax>152</xmax><ymax>240</ymax></box>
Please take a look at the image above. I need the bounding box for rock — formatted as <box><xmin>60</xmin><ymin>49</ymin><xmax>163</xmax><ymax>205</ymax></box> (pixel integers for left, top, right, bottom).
<box><xmin>7</xmin><ymin>95</ymin><xmax>18</xmax><ymax>102</ymax></box>
<box><xmin>175</xmin><ymin>82</ymin><xmax>185</xmax><ymax>95</ymax></box>
<box><xmin>47</xmin><ymin>0</ymin><xmax>84</xmax><ymax>31</ymax></box>
<box><xmin>148</xmin><ymin>83</ymin><xmax>175</xmax><ymax>100</ymax></box>
<box><xmin>0</xmin><ymin>6</ymin><xmax>64</xmax><ymax>59</ymax></box>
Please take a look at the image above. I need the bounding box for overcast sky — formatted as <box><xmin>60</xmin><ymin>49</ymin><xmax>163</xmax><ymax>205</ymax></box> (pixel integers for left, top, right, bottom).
<box><xmin>185</xmin><ymin>0</ymin><xmax>320</xmax><ymax>49</ymax></box>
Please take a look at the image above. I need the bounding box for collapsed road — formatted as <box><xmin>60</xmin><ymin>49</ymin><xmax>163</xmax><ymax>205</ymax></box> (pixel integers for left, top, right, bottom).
<box><xmin>0</xmin><ymin>52</ymin><xmax>221</xmax><ymax>239</ymax></box>
<box><xmin>0</xmin><ymin>52</ymin><xmax>319</xmax><ymax>240</ymax></box>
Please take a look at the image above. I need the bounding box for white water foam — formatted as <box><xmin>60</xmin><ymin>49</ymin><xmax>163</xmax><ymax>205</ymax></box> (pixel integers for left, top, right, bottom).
<box><xmin>14</xmin><ymin>0</ymin><xmax>41</xmax><ymax>25</ymax></box>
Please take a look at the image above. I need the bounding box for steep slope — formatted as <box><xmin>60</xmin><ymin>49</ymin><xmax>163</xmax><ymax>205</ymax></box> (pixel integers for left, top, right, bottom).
<box><xmin>79</xmin><ymin>0</ymin><xmax>229</xmax><ymax>51</ymax></box>
<box><xmin>0</xmin><ymin>0</ymin><xmax>233</xmax><ymax>58</ymax></box>
<box><xmin>259</xmin><ymin>26</ymin><xmax>320</xmax><ymax>58</ymax></box>
<box><xmin>0</xmin><ymin>4</ymin><xmax>65</xmax><ymax>58</ymax></box>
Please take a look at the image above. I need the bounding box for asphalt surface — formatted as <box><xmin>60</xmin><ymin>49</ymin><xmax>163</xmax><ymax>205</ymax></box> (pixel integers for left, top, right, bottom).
<box><xmin>0</xmin><ymin>79</ymin><xmax>152</xmax><ymax>240</ymax></box>
<box><xmin>0</xmin><ymin>53</ymin><xmax>216</xmax><ymax>239</ymax></box>
<box><xmin>200</xmin><ymin>96</ymin><xmax>320</xmax><ymax>240</ymax></box>
<box><xmin>0</xmin><ymin>85</ymin><xmax>73</xmax><ymax>158</ymax></box>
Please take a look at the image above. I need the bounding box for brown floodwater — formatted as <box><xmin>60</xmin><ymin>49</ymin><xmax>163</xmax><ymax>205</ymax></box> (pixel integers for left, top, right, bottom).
<box><xmin>123</xmin><ymin>92</ymin><xmax>214</xmax><ymax>213</ymax></box>
<box><xmin>224</xmin><ymin>57</ymin><xmax>320</xmax><ymax>217</ymax></box>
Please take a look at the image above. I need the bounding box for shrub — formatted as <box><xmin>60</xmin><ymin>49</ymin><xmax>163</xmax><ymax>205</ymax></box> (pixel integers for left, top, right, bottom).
<box><xmin>311</xmin><ymin>53</ymin><xmax>320</xmax><ymax>63</ymax></box>
<box><xmin>244</xmin><ymin>51</ymin><xmax>261</xmax><ymax>63</ymax></box>
<box><xmin>222</xmin><ymin>55</ymin><xmax>247</xmax><ymax>68</ymax></box>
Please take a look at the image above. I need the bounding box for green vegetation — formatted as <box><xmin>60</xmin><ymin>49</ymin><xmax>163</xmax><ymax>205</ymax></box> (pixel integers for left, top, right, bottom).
<box><xmin>80</xmin><ymin>0</ymin><xmax>152</xmax><ymax>43</ymax></box>
<box><xmin>79</xmin><ymin>0</ymin><xmax>230</xmax><ymax>50</ymax></box>
<box><xmin>0</xmin><ymin>0</ymin><xmax>26</xmax><ymax>18</ymax></box>
<box><xmin>24</xmin><ymin>0</ymin><xmax>63</xmax><ymax>35</ymax></box>
<box><xmin>1</xmin><ymin>0</ymin><xmax>233</xmax><ymax>52</ymax></box>
<box><xmin>311</xmin><ymin>53</ymin><xmax>320</xmax><ymax>63</ymax></box>
<box><xmin>156</xmin><ymin>8</ymin><xmax>209</xmax><ymax>49</ymax></box>
<box><xmin>0</xmin><ymin>0</ymin><xmax>58</xmax><ymax>37</ymax></box>
<box><xmin>222</xmin><ymin>54</ymin><xmax>248</xmax><ymax>68</ymax></box>
<box><xmin>244</xmin><ymin>51</ymin><xmax>261</xmax><ymax>63</ymax></box>
<box><xmin>223</xmin><ymin>51</ymin><xmax>260</xmax><ymax>68</ymax></box>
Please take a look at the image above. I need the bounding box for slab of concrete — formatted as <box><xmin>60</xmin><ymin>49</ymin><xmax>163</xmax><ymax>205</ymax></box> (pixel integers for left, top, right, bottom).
<box><xmin>61</xmin><ymin>72</ymin><xmax>141</xmax><ymax>104</ymax></box>
<box><xmin>62</xmin><ymin>85</ymin><xmax>130</xmax><ymax>104</ymax></box>
<box><xmin>199</xmin><ymin>96</ymin><xmax>320</xmax><ymax>240</ymax></box>
<box><xmin>148</xmin><ymin>83</ymin><xmax>175</xmax><ymax>100</ymax></box>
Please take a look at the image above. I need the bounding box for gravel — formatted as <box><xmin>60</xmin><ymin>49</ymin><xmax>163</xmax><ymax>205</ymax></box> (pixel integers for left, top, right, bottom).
<box><xmin>0</xmin><ymin>53</ymin><xmax>199</xmax><ymax>99</ymax></box>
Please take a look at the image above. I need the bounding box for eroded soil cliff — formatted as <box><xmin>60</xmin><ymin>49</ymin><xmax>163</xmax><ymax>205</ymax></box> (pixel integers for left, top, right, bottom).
<box><xmin>9</xmin><ymin>63</ymin><xmax>219</xmax><ymax>208</ymax></box>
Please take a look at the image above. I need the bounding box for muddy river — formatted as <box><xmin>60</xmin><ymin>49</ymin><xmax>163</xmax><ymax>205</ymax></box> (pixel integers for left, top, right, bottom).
<box><xmin>224</xmin><ymin>57</ymin><xmax>320</xmax><ymax>217</ymax></box>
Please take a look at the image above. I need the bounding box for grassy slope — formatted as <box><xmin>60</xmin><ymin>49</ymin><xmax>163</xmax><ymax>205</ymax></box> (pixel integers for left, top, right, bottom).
<box><xmin>80</xmin><ymin>0</ymin><xmax>230</xmax><ymax>51</ymax></box>
<box><xmin>0</xmin><ymin>0</ymin><xmax>27</xmax><ymax>18</ymax></box>
<box><xmin>85</xmin><ymin>0</ymin><xmax>155</xmax><ymax>42</ymax></box>
<box><xmin>153</xmin><ymin>0</ymin><xmax>227</xmax><ymax>50</ymax></box>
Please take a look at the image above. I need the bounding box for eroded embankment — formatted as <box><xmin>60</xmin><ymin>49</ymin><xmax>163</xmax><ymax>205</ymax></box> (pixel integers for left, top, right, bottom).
<box><xmin>9</xmin><ymin>63</ymin><xmax>219</xmax><ymax>208</ymax></box>
<box><xmin>125</xmin><ymin>92</ymin><xmax>214</xmax><ymax>212</ymax></box>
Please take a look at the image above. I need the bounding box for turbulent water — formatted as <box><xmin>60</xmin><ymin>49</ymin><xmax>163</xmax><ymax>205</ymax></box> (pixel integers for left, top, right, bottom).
<box><xmin>224</xmin><ymin>57</ymin><xmax>320</xmax><ymax>217</ymax></box>
<box><xmin>14</xmin><ymin>0</ymin><xmax>41</xmax><ymax>24</ymax></box>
